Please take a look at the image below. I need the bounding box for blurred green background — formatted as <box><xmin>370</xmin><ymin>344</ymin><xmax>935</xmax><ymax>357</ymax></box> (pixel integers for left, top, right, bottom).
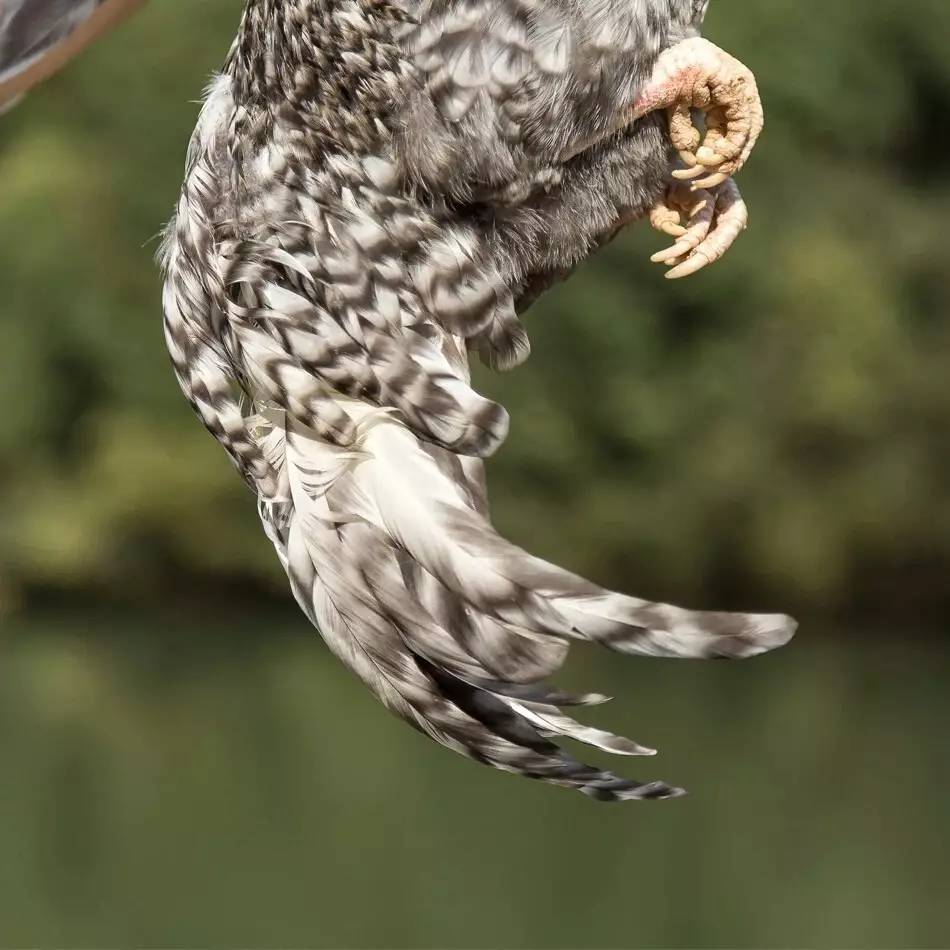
<box><xmin>1</xmin><ymin>0</ymin><xmax>949</xmax><ymax>946</ymax></box>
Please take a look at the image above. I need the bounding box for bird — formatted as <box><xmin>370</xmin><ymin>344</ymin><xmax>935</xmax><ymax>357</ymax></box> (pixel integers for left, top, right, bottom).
<box><xmin>153</xmin><ymin>0</ymin><xmax>794</xmax><ymax>803</ymax></box>
<box><xmin>0</xmin><ymin>0</ymin><xmax>145</xmax><ymax>109</ymax></box>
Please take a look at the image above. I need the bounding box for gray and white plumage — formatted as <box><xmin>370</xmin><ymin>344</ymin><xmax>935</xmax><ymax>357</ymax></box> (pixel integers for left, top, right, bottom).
<box><xmin>0</xmin><ymin>0</ymin><xmax>100</xmax><ymax>84</ymax></box>
<box><xmin>161</xmin><ymin>0</ymin><xmax>793</xmax><ymax>802</ymax></box>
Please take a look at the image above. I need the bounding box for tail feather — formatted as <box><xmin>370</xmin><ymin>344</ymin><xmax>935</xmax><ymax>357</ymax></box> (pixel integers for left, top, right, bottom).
<box><xmin>253</xmin><ymin>405</ymin><xmax>793</xmax><ymax>801</ymax></box>
<box><xmin>395</xmin><ymin>552</ymin><xmax>572</xmax><ymax>683</ymax></box>
<box><xmin>509</xmin><ymin>701</ymin><xmax>658</xmax><ymax>757</ymax></box>
<box><xmin>278</xmin><ymin>503</ymin><xmax>679</xmax><ymax>801</ymax></box>
<box><xmin>342</xmin><ymin>411</ymin><xmax>797</xmax><ymax>659</ymax></box>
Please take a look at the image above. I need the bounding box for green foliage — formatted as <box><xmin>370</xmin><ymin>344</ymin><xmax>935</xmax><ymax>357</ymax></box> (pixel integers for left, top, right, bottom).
<box><xmin>1</xmin><ymin>0</ymin><xmax>949</xmax><ymax>623</ymax></box>
<box><xmin>1</xmin><ymin>10</ymin><xmax>949</xmax><ymax>943</ymax></box>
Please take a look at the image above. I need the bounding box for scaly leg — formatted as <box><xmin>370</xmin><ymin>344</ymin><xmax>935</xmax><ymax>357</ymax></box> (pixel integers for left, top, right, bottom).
<box><xmin>632</xmin><ymin>38</ymin><xmax>762</xmax><ymax>277</ymax></box>
<box><xmin>633</xmin><ymin>37</ymin><xmax>764</xmax><ymax>189</ymax></box>
<box><xmin>562</xmin><ymin>37</ymin><xmax>762</xmax><ymax>278</ymax></box>
<box><xmin>562</xmin><ymin>38</ymin><xmax>763</xmax><ymax>182</ymax></box>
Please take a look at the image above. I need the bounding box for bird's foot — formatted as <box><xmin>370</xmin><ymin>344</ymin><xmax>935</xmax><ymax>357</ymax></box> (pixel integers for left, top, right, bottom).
<box><xmin>649</xmin><ymin>178</ymin><xmax>748</xmax><ymax>279</ymax></box>
<box><xmin>633</xmin><ymin>37</ymin><xmax>764</xmax><ymax>190</ymax></box>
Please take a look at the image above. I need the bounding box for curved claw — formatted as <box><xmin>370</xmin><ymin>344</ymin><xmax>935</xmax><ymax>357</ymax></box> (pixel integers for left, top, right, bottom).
<box><xmin>695</xmin><ymin>145</ymin><xmax>727</xmax><ymax>168</ymax></box>
<box><xmin>690</xmin><ymin>170</ymin><xmax>730</xmax><ymax>190</ymax></box>
<box><xmin>649</xmin><ymin>194</ymin><xmax>690</xmax><ymax>238</ymax></box>
<box><xmin>650</xmin><ymin>183</ymin><xmax>715</xmax><ymax>265</ymax></box>
<box><xmin>665</xmin><ymin>251</ymin><xmax>711</xmax><ymax>280</ymax></box>
<box><xmin>661</xmin><ymin>179</ymin><xmax>749</xmax><ymax>280</ymax></box>
<box><xmin>672</xmin><ymin>164</ymin><xmax>707</xmax><ymax>182</ymax></box>
<box><xmin>648</xmin><ymin>179</ymin><xmax>748</xmax><ymax>280</ymax></box>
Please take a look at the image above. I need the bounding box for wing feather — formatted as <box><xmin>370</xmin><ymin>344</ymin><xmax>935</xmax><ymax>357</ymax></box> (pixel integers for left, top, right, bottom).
<box><xmin>160</xmin><ymin>3</ymin><xmax>794</xmax><ymax>802</ymax></box>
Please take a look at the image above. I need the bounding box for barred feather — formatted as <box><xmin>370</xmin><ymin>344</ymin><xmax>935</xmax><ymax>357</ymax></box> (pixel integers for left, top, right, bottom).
<box><xmin>160</xmin><ymin>0</ymin><xmax>793</xmax><ymax>802</ymax></box>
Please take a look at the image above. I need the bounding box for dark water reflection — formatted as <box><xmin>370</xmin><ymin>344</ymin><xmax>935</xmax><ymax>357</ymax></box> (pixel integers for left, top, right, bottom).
<box><xmin>0</xmin><ymin>611</ymin><xmax>947</xmax><ymax>947</ymax></box>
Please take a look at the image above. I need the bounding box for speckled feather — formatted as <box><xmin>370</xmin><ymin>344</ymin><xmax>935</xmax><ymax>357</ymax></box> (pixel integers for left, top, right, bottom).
<box><xmin>161</xmin><ymin>0</ymin><xmax>793</xmax><ymax>802</ymax></box>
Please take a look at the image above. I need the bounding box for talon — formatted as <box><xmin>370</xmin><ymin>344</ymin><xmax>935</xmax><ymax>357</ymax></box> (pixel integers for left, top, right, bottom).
<box><xmin>665</xmin><ymin>251</ymin><xmax>711</xmax><ymax>280</ymax></box>
<box><xmin>652</xmin><ymin>243</ymin><xmax>691</xmax><ymax>264</ymax></box>
<box><xmin>649</xmin><ymin>179</ymin><xmax>748</xmax><ymax>279</ymax></box>
<box><xmin>649</xmin><ymin>196</ymin><xmax>686</xmax><ymax>237</ymax></box>
<box><xmin>689</xmin><ymin>195</ymin><xmax>711</xmax><ymax>216</ymax></box>
<box><xmin>652</xmin><ymin>246</ymin><xmax>679</xmax><ymax>263</ymax></box>
<box><xmin>632</xmin><ymin>37</ymin><xmax>764</xmax><ymax>186</ymax></box>
<box><xmin>672</xmin><ymin>166</ymin><xmax>705</xmax><ymax>181</ymax></box>
<box><xmin>691</xmin><ymin>171</ymin><xmax>729</xmax><ymax>190</ymax></box>
<box><xmin>695</xmin><ymin>146</ymin><xmax>725</xmax><ymax>167</ymax></box>
<box><xmin>648</xmin><ymin>180</ymin><xmax>716</xmax><ymax>270</ymax></box>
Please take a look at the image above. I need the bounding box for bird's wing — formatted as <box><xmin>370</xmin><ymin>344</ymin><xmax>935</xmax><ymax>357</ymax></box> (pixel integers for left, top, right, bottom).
<box><xmin>162</xmin><ymin>69</ymin><xmax>795</xmax><ymax>802</ymax></box>
<box><xmin>0</xmin><ymin>0</ymin><xmax>99</xmax><ymax>84</ymax></box>
<box><xmin>0</xmin><ymin>0</ymin><xmax>143</xmax><ymax>105</ymax></box>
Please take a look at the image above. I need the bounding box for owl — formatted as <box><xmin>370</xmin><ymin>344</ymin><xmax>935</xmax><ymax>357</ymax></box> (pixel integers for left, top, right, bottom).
<box><xmin>18</xmin><ymin>0</ymin><xmax>780</xmax><ymax>802</ymax></box>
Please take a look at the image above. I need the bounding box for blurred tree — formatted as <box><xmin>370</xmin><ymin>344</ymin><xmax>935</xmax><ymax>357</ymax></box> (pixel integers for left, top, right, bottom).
<box><xmin>1</xmin><ymin>0</ymin><xmax>948</xmax><ymax>627</ymax></box>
